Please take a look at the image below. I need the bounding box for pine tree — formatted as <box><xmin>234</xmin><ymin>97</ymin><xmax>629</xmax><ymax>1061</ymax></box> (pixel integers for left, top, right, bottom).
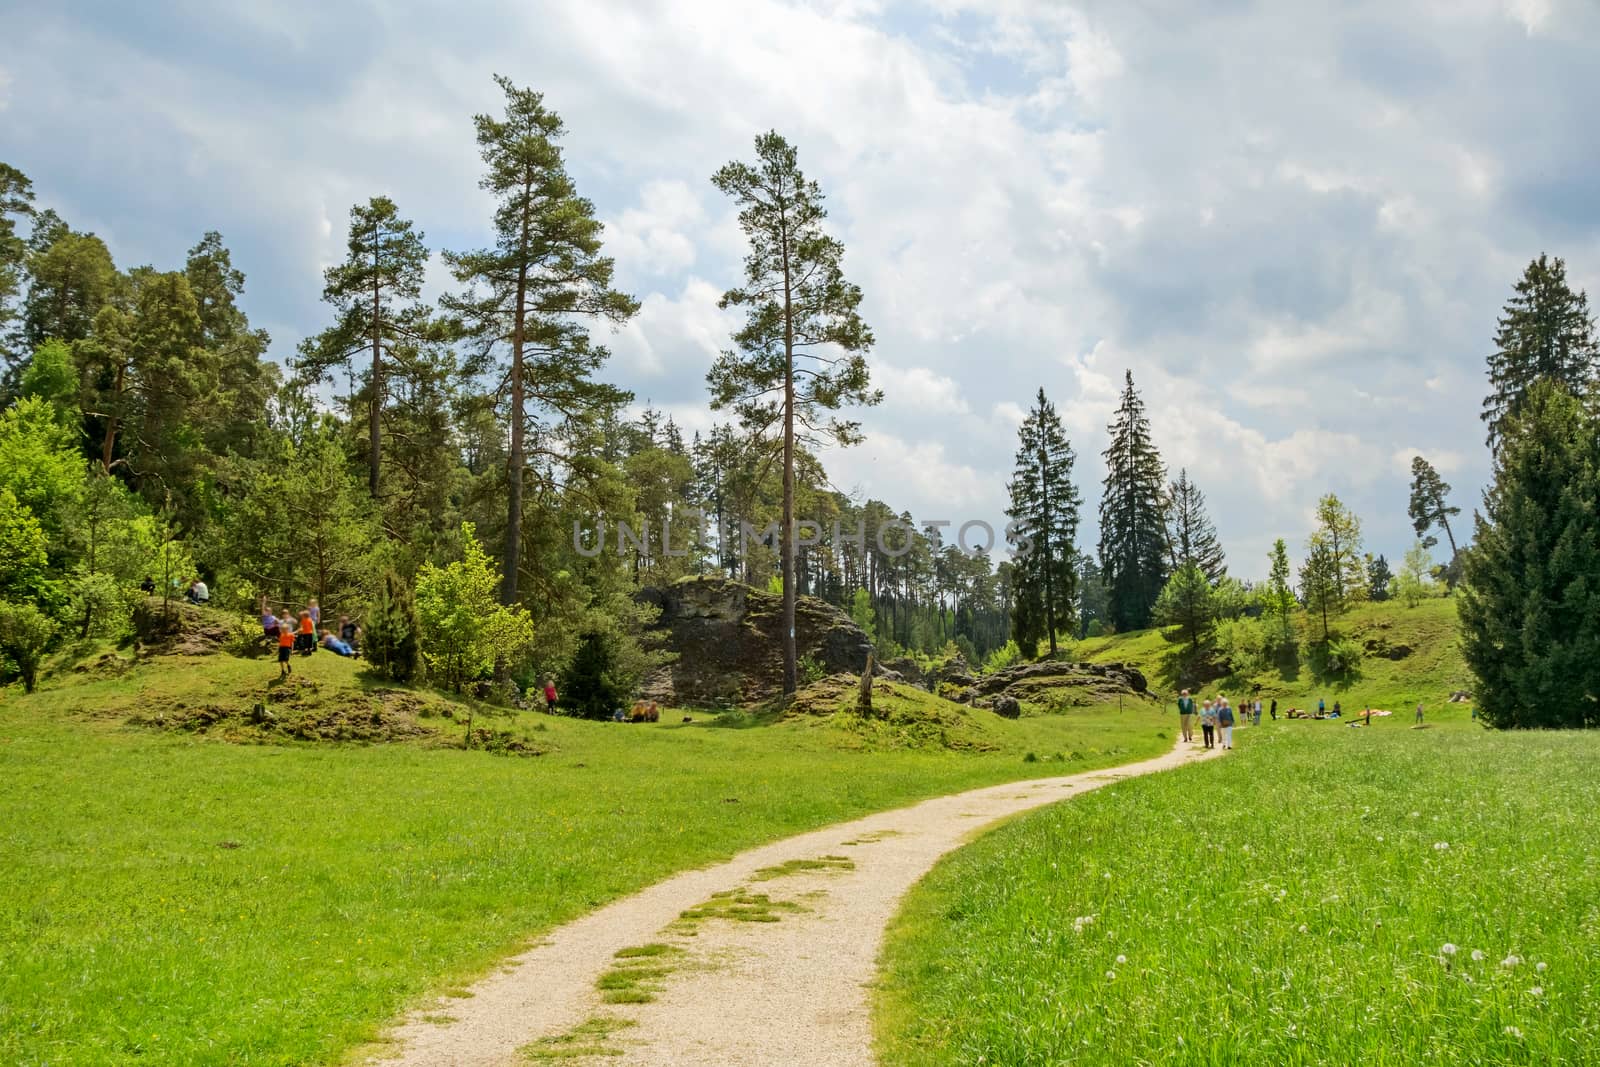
<box><xmin>709</xmin><ymin>131</ymin><xmax>878</xmax><ymax>695</ymax></box>
<box><xmin>364</xmin><ymin>568</ymin><xmax>421</xmax><ymax>682</ymax></box>
<box><xmin>1164</xmin><ymin>468</ymin><xmax>1225</xmax><ymax>583</ymax></box>
<box><xmin>22</xmin><ymin>228</ymin><xmax>115</xmax><ymax>351</ymax></box>
<box><xmin>1006</xmin><ymin>388</ymin><xmax>1081</xmax><ymax>656</ymax></box>
<box><xmin>1099</xmin><ymin>371</ymin><xmax>1168</xmax><ymax>631</ymax></box>
<box><xmin>444</xmin><ymin>76</ymin><xmax>637</xmax><ymax>606</ymax></box>
<box><xmin>1460</xmin><ymin>380</ymin><xmax>1600</xmax><ymax>728</ymax></box>
<box><xmin>1366</xmin><ymin>553</ymin><xmax>1392</xmax><ymax>601</ymax></box>
<box><xmin>301</xmin><ymin>198</ymin><xmax>433</xmax><ymax>497</ymax></box>
<box><xmin>0</xmin><ymin>163</ymin><xmax>35</xmax><ymax>356</ymax></box>
<box><xmin>1482</xmin><ymin>254</ymin><xmax>1598</xmax><ymax>452</ymax></box>
<box><xmin>1407</xmin><ymin>455</ymin><xmax>1461</xmax><ymax>586</ymax></box>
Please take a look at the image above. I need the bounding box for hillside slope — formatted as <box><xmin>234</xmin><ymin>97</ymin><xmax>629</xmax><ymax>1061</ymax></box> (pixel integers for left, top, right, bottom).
<box><xmin>1074</xmin><ymin>598</ymin><xmax>1474</xmax><ymax>712</ymax></box>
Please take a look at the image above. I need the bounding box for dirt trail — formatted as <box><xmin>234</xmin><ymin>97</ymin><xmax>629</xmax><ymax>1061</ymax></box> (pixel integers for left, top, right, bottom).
<box><xmin>372</xmin><ymin>739</ymin><xmax>1219</xmax><ymax>1066</ymax></box>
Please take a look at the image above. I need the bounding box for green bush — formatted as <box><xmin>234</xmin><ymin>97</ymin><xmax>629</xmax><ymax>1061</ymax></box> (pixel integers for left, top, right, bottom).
<box><xmin>798</xmin><ymin>654</ymin><xmax>826</xmax><ymax>685</ymax></box>
<box><xmin>1214</xmin><ymin>616</ymin><xmax>1268</xmax><ymax>676</ymax></box>
<box><xmin>0</xmin><ymin>599</ymin><xmax>56</xmax><ymax>693</ymax></box>
<box><xmin>983</xmin><ymin>640</ymin><xmax>1022</xmax><ymax>674</ymax></box>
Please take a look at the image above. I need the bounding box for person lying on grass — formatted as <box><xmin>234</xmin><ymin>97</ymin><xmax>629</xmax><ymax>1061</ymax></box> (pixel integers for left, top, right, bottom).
<box><xmin>320</xmin><ymin>629</ymin><xmax>357</xmax><ymax>657</ymax></box>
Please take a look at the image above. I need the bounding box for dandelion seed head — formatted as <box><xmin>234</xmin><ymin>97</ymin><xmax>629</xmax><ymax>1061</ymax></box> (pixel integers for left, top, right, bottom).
<box><xmin>1472</xmin><ymin>950</ymin><xmax>1485</xmax><ymax>961</ymax></box>
<box><xmin>1441</xmin><ymin>943</ymin><xmax>1457</xmax><ymax>956</ymax></box>
<box><xmin>1116</xmin><ymin>954</ymin><xmax>1127</xmax><ymax>964</ymax></box>
<box><xmin>1502</xmin><ymin>955</ymin><xmax>1522</xmax><ymax>969</ymax></box>
<box><xmin>1536</xmin><ymin>961</ymin><xmax>1548</xmax><ymax>972</ymax></box>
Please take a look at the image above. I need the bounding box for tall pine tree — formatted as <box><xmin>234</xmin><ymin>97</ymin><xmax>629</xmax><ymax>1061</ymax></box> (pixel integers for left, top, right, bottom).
<box><xmin>1099</xmin><ymin>371</ymin><xmax>1168</xmax><ymax>631</ymax></box>
<box><xmin>708</xmin><ymin>131</ymin><xmax>877</xmax><ymax>695</ymax></box>
<box><xmin>1460</xmin><ymin>380</ymin><xmax>1600</xmax><ymax>728</ymax></box>
<box><xmin>1164</xmin><ymin>468</ymin><xmax>1225</xmax><ymax>583</ymax></box>
<box><xmin>299</xmin><ymin>197</ymin><xmax>432</xmax><ymax>497</ymax></box>
<box><xmin>1482</xmin><ymin>254</ymin><xmax>1597</xmax><ymax>452</ymax></box>
<box><xmin>0</xmin><ymin>163</ymin><xmax>35</xmax><ymax>359</ymax></box>
<box><xmin>444</xmin><ymin>76</ymin><xmax>637</xmax><ymax>605</ymax></box>
<box><xmin>1005</xmin><ymin>388</ymin><xmax>1080</xmax><ymax>657</ymax></box>
<box><xmin>1407</xmin><ymin>454</ymin><xmax>1461</xmax><ymax>578</ymax></box>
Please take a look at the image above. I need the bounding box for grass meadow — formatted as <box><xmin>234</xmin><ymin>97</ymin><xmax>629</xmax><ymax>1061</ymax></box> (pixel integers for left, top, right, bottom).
<box><xmin>876</xmin><ymin>711</ymin><xmax>1600</xmax><ymax>1065</ymax></box>
<box><xmin>0</xmin><ymin>648</ymin><xmax>1168</xmax><ymax>1066</ymax></box>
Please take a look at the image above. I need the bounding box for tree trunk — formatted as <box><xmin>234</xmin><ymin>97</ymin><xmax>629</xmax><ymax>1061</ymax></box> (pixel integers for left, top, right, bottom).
<box><xmin>779</xmin><ymin>206</ymin><xmax>797</xmax><ymax>697</ymax></box>
<box><xmin>101</xmin><ymin>363</ymin><xmax>123</xmax><ymax>473</ymax></box>
<box><xmin>503</xmin><ymin>210</ymin><xmax>531</xmax><ymax>607</ymax></box>
<box><xmin>369</xmin><ymin>232</ymin><xmax>382</xmax><ymax>499</ymax></box>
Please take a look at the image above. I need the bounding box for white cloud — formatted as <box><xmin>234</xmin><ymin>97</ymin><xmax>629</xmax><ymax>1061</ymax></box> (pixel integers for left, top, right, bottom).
<box><xmin>872</xmin><ymin>362</ymin><xmax>971</xmax><ymax>416</ymax></box>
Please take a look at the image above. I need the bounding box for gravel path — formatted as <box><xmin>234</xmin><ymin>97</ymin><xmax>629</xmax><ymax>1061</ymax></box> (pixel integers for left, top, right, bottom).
<box><xmin>372</xmin><ymin>739</ymin><xmax>1219</xmax><ymax>1066</ymax></box>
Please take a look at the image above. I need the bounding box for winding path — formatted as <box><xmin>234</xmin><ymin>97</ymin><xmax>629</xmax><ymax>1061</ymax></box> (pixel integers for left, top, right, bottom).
<box><xmin>371</xmin><ymin>739</ymin><xmax>1219</xmax><ymax>1066</ymax></box>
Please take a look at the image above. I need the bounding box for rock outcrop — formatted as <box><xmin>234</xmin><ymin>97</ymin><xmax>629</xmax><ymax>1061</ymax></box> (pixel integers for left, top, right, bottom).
<box><xmin>945</xmin><ymin>659</ymin><xmax>1149</xmax><ymax>708</ymax></box>
<box><xmin>636</xmin><ymin>577</ymin><xmax>875</xmax><ymax>706</ymax></box>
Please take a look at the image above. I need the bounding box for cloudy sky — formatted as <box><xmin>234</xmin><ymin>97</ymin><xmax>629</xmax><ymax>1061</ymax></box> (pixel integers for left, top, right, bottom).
<box><xmin>6</xmin><ymin>0</ymin><xmax>1599</xmax><ymax>578</ymax></box>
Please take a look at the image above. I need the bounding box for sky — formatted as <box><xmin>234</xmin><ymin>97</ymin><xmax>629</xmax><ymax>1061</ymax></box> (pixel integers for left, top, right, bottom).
<box><xmin>5</xmin><ymin>0</ymin><xmax>1599</xmax><ymax>579</ymax></box>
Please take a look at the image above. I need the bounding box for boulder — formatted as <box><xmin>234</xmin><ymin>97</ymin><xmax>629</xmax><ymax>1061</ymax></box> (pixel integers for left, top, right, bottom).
<box><xmin>989</xmin><ymin>695</ymin><xmax>1022</xmax><ymax>719</ymax></box>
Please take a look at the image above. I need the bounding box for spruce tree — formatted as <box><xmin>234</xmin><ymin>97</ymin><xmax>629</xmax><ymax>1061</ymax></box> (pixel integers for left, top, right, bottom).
<box><xmin>1366</xmin><ymin>553</ymin><xmax>1392</xmax><ymax>601</ymax></box>
<box><xmin>445</xmin><ymin>76</ymin><xmax>637</xmax><ymax>606</ymax></box>
<box><xmin>708</xmin><ymin>131</ymin><xmax>878</xmax><ymax>695</ymax></box>
<box><xmin>299</xmin><ymin>197</ymin><xmax>432</xmax><ymax>497</ymax></box>
<box><xmin>1482</xmin><ymin>254</ymin><xmax>1598</xmax><ymax>452</ymax></box>
<box><xmin>365</xmin><ymin>568</ymin><xmax>421</xmax><ymax>683</ymax></box>
<box><xmin>562</xmin><ymin>630</ymin><xmax>627</xmax><ymax>720</ymax></box>
<box><xmin>1099</xmin><ymin>371</ymin><xmax>1168</xmax><ymax>631</ymax></box>
<box><xmin>1164</xmin><ymin>468</ymin><xmax>1225</xmax><ymax>583</ymax></box>
<box><xmin>1005</xmin><ymin>387</ymin><xmax>1081</xmax><ymax>657</ymax></box>
<box><xmin>1459</xmin><ymin>381</ymin><xmax>1600</xmax><ymax>728</ymax></box>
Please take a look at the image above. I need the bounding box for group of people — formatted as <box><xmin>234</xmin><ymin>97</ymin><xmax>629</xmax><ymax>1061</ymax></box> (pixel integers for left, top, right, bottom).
<box><xmin>261</xmin><ymin>597</ymin><xmax>362</xmax><ymax>677</ymax></box>
<box><xmin>1176</xmin><ymin>689</ymin><xmax>1276</xmax><ymax>751</ymax></box>
<box><xmin>614</xmin><ymin>699</ymin><xmax>660</xmax><ymax>722</ymax></box>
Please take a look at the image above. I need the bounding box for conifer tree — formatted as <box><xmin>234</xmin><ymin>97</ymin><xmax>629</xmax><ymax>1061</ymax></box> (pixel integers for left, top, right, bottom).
<box><xmin>1298</xmin><ymin>542</ymin><xmax>1340</xmax><ymax>644</ymax></box>
<box><xmin>1164</xmin><ymin>468</ymin><xmax>1225</xmax><ymax>583</ymax></box>
<box><xmin>1482</xmin><ymin>254</ymin><xmax>1598</xmax><ymax>451</ymax></box>
<box><xmin>1099</xmin><ymin>371</ymin><xmax>1168</xmax><ymax>631</ymax></box>
<box><xmin>1006</xmin><ymin>388</ymin><xmax>1081</xmax><ymax>657</ymax></box>
<box><xmin>1407</xmin><ymin>455</ymin><xmax>1461</xmax><ymax>584</ymax></box>
<box><xmin>1263</xmin><ymin>538</ymin><xmax>1297</xmax><ymax>650</ymax></box>
<box><xmin>1460</xmin><ymin>381</ymin><xmax>1600</xmax><ymax>728</ymax></box>
<box><xmin>709</xmin><ymin>131</ymin><xmax>878</xmax><ymax>695</ymax></box>
<box><xmin>364</xmin><ymin>568</ymin><xmax>421</xmax><ymax>683</ymax></box>
<box><xmin>445</xmin><ymin>76</ymin><xmax>637</xmax><ymax>606</ymax></box>
<box><xmin>0</xmin><ymin>163</ymin><xmax>35</xmax><ymax>354</ymax></box>
<box><xmin>301</xmin><ymin>198</ymin><xmax>433</xmax><ymax>497</ymax></box>
<box><xmin>1154</xmin><ymin>562</ymin><xmax>1215</xmax><ymax>654</ymax></box>
<box><xmin>1366</xmin><ymin>553</ymin><xmax>1392</xmax><ymax>601</ymax></box>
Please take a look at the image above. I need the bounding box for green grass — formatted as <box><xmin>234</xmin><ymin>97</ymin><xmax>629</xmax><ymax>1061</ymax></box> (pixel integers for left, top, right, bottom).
<box><xmin>876</xmin><ymin>713</ymin><xmax>1600</xmax><ymax>1064</ymax></box>
<box><xmin>519</xmin><ymin>1015</ymin><xmax>636</xmax><ymax>1060</ymax></box>
<box><xmin>750</xmin><ymin>855</ymin><xmax>855</xmax><ymax>881</ymax></box>
<box><xmin>0</xmin><ymin>644</ymin><xmax>1170</xmax><ymax>1065</ymax></box>
<box><xmin>674</xmin><ymin>889</ymin><xmax>806</xmax><ymax>929</ymax></box>
<box><xmin>1077</xmin><ymin>597</ymin><xmax>1476</xmax><ymax>713</ymax></box>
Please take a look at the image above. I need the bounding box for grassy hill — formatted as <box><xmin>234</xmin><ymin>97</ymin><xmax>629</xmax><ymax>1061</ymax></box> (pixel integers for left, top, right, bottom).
<box><xmin>1073</xmin><ymin>597</ymin><xmax>1475</xmax><ymax>714</ymax></box>
<box><xmin>0</xmin><ymin>614</ymin><xmax>1171</xmax><ymax>1066</ymax></box>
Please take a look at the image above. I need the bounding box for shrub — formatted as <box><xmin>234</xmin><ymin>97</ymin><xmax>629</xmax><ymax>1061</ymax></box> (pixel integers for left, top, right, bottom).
<box><xmin>798</xmin><ymin>654</ymin><xmax>827</xmax><ymax>685</ymax></box>
<box><xmin>983</xmin><ymin>640</ymin><xmax>1022</xmax><ymax>674</ymax></box>
<box><xmin>365</xmin><ymin>569</ymin><xmax>422</xmax><ymax>683</ymax></box>
<box><xmin>415</xmin><ymin>524</ymin><xmax>533</xmax><ymax>692</ymax></box>
<box><xmin>1215</xmin><ymin>616</ymin><xmax>1268</xmax><ymax>676</ymax></box>
<box><xmin>0</xmin><ymin>599</ymin><xmax>57</xmax><ymax>693</ymax></box>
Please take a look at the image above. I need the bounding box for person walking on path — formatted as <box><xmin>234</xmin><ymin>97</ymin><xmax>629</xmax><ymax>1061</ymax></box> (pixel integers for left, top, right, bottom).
<box><xmin>277</xmin><ymin>617</ymin><xmax>295</xmax><ymax>677</ymax></box>
<box><xmin>1415</xmin><ymin>701</ymin><xmax>1424</xmax><ymax>724</ymax></box>
<box><xmin>1217</xmin><ymin>697</ymin><xmax>1235</xmax><ymax>750</ymax></box>
<box><xmin>1177</xmin><ymin>689</ymin><xmax>1196</xmax><ymax>743</ymax></box>
<box><xmin>1200</xmin><ymin>699</ymin><xmax>1217</xmax><ymax>749</ymax></box>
